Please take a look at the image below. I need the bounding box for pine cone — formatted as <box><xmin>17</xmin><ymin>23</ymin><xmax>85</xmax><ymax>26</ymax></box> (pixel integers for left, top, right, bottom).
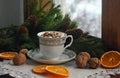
<box><xmin>17</xmin><ymin>25</ymin><xmax>29</xmax><ymax>34</ymax></box>
<box><xmin>25</xmin><ymin>15</ymin><xmax>38</xmax><ymax>24</ymax></box>
<box><xmin>65</xmin><ymin>28</ymin><xmax>83</xmax><ymax>39</ymax></box>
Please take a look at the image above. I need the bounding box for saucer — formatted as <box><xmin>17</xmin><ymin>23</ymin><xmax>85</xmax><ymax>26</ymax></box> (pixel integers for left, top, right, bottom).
<box><xmin>27</xmin><ymin>49</ymin><xmax>76</xmax><ymax>64</ymax></box>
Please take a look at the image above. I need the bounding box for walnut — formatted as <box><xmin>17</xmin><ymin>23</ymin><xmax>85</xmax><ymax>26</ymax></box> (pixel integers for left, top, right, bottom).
<box><xmin>19</xmin><ymin>49</ymin><xmax>28</xmax><ymax>55</ymax></box>
<box><xmin>13</xmin><ymin>53</ymin><xmax>27</xmax><ymax>65</ymax></box>
<box><xmin>88</xmin><ymin>58</ymin><xmax>100</xmax><ymax>69</ymax></box>
<box><xmin>79</xmin><ymin>52</ymin><xmax>91</xmax><ymax>61</ymax></box>
<box><xmin>76</xmin><ymin>53</ymin><xmax>89</xmax><ymax>68</ymax></box>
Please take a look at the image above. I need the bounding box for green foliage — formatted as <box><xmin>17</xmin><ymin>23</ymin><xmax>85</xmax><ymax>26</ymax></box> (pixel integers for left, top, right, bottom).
<box><xmin>37</xmin><ymin>4</ymin><xmax>63</xmax><ymax>31</ymax></box>
<box><xmin>70</xmin><ymin>21</ymin><xmax>78</xmax><ymax>29</ymax></box>
<box><xmin>68</xmin><ymin>33</ymin><xmax>109</xmax><ymax>58</ymax></box>
<box><xmin>0</xmin><ymin>24</ymin><xmax>18</xmax><ymax>37</ymax></box>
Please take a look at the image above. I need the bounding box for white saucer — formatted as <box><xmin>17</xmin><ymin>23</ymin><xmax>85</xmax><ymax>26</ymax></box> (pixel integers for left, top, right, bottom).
<box><xmin>27</xmin><ymin>49</ymin><xmax>76</xmax><ymax>64</ymax></box>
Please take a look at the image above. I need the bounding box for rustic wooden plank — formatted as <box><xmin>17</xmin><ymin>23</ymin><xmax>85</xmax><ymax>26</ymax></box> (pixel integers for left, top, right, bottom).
<box><xmin>24</xmin><ymin>0</ymin><xmax>34</xmax><ymax>20</ymax></box>
<box><xmin>102</xmin><ymin>0</ymin><xmax>120</xmax><ymax>50</ymax></box>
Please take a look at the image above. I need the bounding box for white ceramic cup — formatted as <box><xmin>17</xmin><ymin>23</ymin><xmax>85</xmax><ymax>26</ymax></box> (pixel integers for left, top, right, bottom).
<box><xmin>37</xmin><ymin>31</ymin><xmax>73</xmax><ymax>60</ymax></box>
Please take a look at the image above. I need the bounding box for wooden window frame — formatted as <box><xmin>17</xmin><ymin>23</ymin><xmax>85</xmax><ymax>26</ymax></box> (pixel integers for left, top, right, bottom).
<box><xmin>102</xmin><ymin>0</ymin><xmax>120</xmax><ymax>50</ymax></box>
<box><xmin>24</xmin><ymin>0</ymin><xmax>34</xmax><ymax>20</ymax></box>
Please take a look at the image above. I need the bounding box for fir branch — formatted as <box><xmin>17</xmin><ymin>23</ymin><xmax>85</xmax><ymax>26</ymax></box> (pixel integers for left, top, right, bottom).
<box><xmin>69</xmin><ymin>33</ymin><xmax>109</xmax><ymax>58</ymax></box>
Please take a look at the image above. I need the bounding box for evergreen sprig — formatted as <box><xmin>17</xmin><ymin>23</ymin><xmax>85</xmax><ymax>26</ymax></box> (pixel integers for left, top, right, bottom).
<box><xmin>69</xmin><ymin>33</ymin><xmax>108</xmax><ymax>58</ymax></box>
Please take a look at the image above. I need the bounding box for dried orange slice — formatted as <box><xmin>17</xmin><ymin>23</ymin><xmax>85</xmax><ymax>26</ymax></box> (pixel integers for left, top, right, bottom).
<box><xmin>32</xmin><ymin>65</ymin><xmax>47</xmax><ymax>74</ymax></box>
<box><xmin>45</xmin><ymin>66</ymin><xmax>69</xmax><ymax>77</ymax></box>
<box><xmin>100</xmin><ymin>51</ymin><xmax>120</xmax><ymax>69</ymax></box>
<box><xmin>0</xmin><ymin>52</ymin><xmax>18</xmax><ymax>60</ymax></box>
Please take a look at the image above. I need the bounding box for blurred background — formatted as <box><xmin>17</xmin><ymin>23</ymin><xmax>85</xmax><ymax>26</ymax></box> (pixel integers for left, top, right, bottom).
<box><xmin>54</xmin><ymin>0</ymin><xmax>101</xmax><ymax>38</ymax></box>
<box><xmin>0</xmin><ymin>0</ymin><xmax>24</xmax><ymax>26</ymax></box>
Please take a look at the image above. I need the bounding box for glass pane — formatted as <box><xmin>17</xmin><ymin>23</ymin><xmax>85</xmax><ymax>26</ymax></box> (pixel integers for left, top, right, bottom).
<box><xmin>54</xmin><ymin>0</ymin><xmax>102</xmax><ymax>38</ymax></box>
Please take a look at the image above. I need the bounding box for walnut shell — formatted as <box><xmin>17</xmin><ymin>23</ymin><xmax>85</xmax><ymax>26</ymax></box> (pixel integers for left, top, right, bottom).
<box><xmin>13</xmin><ymin>53</ymin><xmax>26</xmax><ymax>65</ymax></box>
<box><xmin>76</xmin><ymin>54</ymin><xmax>88</xmax><ymax>68</ymax></box>
<box><xmin>79</xmin><ymin>52</ymin><xmax>91</xmax><ymax>61</ymax></box>
<box><xmin>19</xmin><ymin>49</ymin><xmax>28</xmax><ymax>55</ymax></box>
<box><xmin>88</xmin><ymin>58</ymin><xmax>100</xmax><ymax>69</ymax></box>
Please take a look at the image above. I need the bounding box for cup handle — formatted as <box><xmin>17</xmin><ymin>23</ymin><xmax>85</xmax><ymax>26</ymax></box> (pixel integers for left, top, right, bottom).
<box><xmin>64</xmin><ymin>35</ymin><xmax>73</xmax><ymax>49</ymax></box>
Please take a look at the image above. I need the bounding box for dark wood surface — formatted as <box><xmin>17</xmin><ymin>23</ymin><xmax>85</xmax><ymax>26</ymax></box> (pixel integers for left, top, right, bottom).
<box><xmin>102</xmin><ymin>0</ymin><xmax>120</xmax><ymax>50</ymax></box>
<box><xmin>24</xmin><ymin>0</ymin><xmax>34</xmax><ymax>20</ymax></box>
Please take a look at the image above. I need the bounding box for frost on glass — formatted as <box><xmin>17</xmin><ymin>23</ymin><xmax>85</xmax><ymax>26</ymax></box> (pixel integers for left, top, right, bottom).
<box><xmin>54</xmin><ymin>0</ymin><xmax>101</xmax><ymax>38</ymax></box>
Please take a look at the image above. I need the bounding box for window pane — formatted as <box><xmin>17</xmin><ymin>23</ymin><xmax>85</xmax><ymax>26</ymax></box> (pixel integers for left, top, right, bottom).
<box><xmin>54</xmin><ymin>0</ymin><xmax>101</xmax><ymax>38</ymax></box>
